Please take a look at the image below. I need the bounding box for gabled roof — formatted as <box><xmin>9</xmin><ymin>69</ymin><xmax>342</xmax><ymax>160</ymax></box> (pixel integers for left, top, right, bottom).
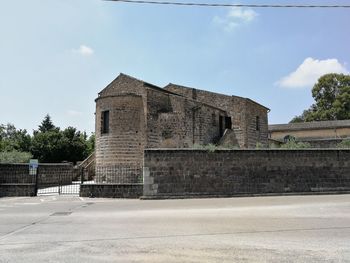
<box><xmin>164</xmin><ymin>83</ymin><xmax>270</xmax><ymax>111</ymax></box>
<box><xmin>269</xmin><ymin>119</ymin><xmax>350</xmax><ymax>132</ymax></box>
<box><xmin>98</xmin><ymin>73</ymin><xmax>182</xmax><ymax>97</ymax></box>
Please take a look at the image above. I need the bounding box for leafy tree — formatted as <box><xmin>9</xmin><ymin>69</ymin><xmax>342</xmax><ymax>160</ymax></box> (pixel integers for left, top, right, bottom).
<box><xmin>290</xmin><ymin>73</ymin><xmax>350</xmax><ymax>123</ymax></box>
<box><xmin>31</xmin><ymin>129</ymin><xmax>64</xmax><ymax>163</ymax></box>
<box><xmin>0</xmin><ymin>124</ymin><xmax>31</xmax><ymax>152</ymax></box>
<box><xmin>0</xmin><ymin>151</ymin><xmax>32</xmax><ymax>163</ymax></box>
<box><xmin>37</xmin><ymin>114</ymin><xmax>58</xmax><ymax>133</ymax></box>
<box><xmin>31</xmin><ymin>116</ymin><xmax>92</xmax><ymax>163</ymax></box>
<box><xmin>60</xmin><ymin>127</ymin><xmax>89</xmax><ymax>163</ymax></box>
<box><xmin>86</xmin><ymin>133</ymin><xmax>95</xmax><ymax>155</ymax></box>
<box><xmin>1</xmin><ymin>115</ymin><xmax>93</xmax><ymax>163</ymax></box>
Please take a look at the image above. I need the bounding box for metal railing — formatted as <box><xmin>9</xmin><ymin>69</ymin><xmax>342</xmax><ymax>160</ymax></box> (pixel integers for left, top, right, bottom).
<box><xmin>82</xmin><ymin>165</ymin><xmax>143</xmax><ymax>184</ymax></box>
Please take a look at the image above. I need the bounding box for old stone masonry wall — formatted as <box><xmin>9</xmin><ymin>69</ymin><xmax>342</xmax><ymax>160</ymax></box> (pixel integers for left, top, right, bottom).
<box><xmin>143</xmin><ymin>149</ymin><xmax>350</xmax><ymax>198</ymax></box>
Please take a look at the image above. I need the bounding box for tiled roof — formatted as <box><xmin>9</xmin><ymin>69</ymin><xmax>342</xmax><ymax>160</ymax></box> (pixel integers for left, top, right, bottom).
<box><xmin>269</xmin><ymin>119</ymin><xmax>350</xmax><ymax>132</ymax></box>
<box><xmin>165</xmin><ymin>83</ymin><xmax>270</xmax><ymax>111</ymax></box>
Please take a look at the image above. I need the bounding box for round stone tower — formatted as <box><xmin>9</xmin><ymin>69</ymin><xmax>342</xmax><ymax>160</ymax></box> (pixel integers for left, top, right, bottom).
<box><xmin>95</xmin><ymin>94</ymin><xmax>145</xmax><ymax>183</ymax></box>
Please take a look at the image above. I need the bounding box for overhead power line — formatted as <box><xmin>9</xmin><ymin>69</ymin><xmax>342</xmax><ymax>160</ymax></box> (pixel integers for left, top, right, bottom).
<box><xmin>104</xmin><ymin>0</ymin><xmax>350</xmax><ymax>8</ymax></box>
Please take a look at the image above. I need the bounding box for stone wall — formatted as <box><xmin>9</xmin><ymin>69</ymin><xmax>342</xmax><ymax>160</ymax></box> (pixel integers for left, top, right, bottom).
<box><xmin>0</xmin><ymin>184</ymin><xmax>36</xmax><ymax>197</ymax></box>
<box><xmin>0</xmin><ymin>164</ymin><xmax>32</xmax><ymax>184</ymax></box>
<box><xmin>143</xmin><ymin>149</ymin><xmax>350</xmax><ymax>198</ymax></box>
<box><xmin>80</xmin><ymin>184</ymin><xmax>143</xmax><ymax>198</ymax></box>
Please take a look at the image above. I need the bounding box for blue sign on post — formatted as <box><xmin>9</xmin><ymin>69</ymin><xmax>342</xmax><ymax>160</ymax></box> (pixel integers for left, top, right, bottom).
<box><xmin>29</xmin><ymin>159</ymin><xmax>39</xmax><ymax>175</ymax></box>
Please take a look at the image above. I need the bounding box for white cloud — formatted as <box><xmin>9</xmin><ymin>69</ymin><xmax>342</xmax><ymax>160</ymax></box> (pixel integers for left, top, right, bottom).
<box><xmin>213</xmin><ymin>7</ymin><xmax>258</xmax><ymax>32</ymax></box>
<box><xmin>67</xmin><ymin>110</ymin><xmax>83</xmax><ymax>117</ymax></box>
<box><xmin>73</xmin><ymin>45</ymin><xmax>94</xmax><ymax>56</ymax></box>
<box><xmin>277</xmin><ymin>57</ymin><xmax>349</xmax><ymax>88</ymax></box>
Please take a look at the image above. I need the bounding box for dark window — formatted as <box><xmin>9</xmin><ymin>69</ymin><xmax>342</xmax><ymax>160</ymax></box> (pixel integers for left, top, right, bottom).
<box><xmin>219</xmin><ymin>116</ymin><xmax>224</xmax><ymax>137</ymax></box>
<box><xmin>225</xmin><ymin>116</ymin><xmax>232</xmax><ymax>129</ymax></box>
<box><xmin>256</xmin><ymin>116</ymin><xmax>260</xmax><ymax>131</ymax></box>
<box><xmin>212</xmin><ymin>113</ymin><xmax>216</xmax><ymax>126</ymax></box>
<box><xmin>101</xmin><ymin>110</ymin><xmax>110</xmax><ymax>134</ymax></box>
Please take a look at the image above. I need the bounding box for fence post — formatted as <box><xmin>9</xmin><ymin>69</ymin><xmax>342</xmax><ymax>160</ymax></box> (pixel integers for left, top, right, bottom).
<box><xmin>34</xmin><ymin>166</ymin><xmax>39</xmax><ymax>196</ymax></box>
<box><xmin>58</xmin><ymin>168</ymin><xmax>61</xmax><ymax>194</ymax></box>
<box><xmin>81</xmin><ymin>167</ymin><xmax>85</xmax><ymax>184</ymax></box>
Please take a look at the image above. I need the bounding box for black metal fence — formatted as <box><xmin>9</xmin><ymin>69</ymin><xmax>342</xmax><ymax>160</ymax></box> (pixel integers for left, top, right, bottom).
<box><xmin>0</xmin><ymin>163</ymin><xmax>80</xmax><ymax>196</ymax></box>
<box><xmin>1</xmin><ymin>163</ymin><xmax>144</xmax><ymax>197</ymax></box>
<box><xmin>37</xmin><ymin>164</ymin><xmax>80</xmax><ymax>195</ymax></box>
<box><xmin>82</xmin><ymin>165</ymin><xmax>143</xmax><ymax>185</ymax></box>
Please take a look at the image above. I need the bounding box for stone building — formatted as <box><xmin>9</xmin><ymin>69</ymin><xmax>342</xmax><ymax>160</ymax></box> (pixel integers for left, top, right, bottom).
<box><xmin>95</xmin><ymin>73</ymin><xmax>269</xmax><ymax>180</ymax></box>
<box><xmin>268</xmin><ymin>120</ymin><xmax>350</xmax><ymax>148</ymax></box>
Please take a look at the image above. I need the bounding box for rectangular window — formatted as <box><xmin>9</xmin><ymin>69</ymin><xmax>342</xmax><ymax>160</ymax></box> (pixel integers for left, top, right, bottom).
<box><xmin>212</xmin><ymin>113</ymin><xmax>216</xmax><ymax>126</ymax></box>
<box><xmin>101</xmin><ymin>110</ymin><xmax>110</xmax><ymax>134</ymax></box>
<box><xmin>256</xmin><ymin>116</ymin><xmax>260</xmax><ymax>131</ymax></box>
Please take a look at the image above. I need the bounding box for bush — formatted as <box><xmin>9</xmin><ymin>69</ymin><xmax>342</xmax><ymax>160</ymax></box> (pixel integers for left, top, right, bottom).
<box><xmin>255</xmin><ymin>142</ymin><xmax>265</xmax><ymax>149</ymax></box>
<box><xmin>0</xmin><ymin>151</ymin><xmax>33</xmax><ymax>163</ymax></box>
<box><xmin>337</xmin><ymin>139</ymin><xmax>350</xmax><ymax>149</ymax></box>
<box><xmin>192</xmin><ymin>143</ymin><xmax>238</xmax><ymax>152</ymax></box>
<box><xmin>280</xmin><ymin>138</ymin><xmax>311</xmax><ymax>149</ymax></box>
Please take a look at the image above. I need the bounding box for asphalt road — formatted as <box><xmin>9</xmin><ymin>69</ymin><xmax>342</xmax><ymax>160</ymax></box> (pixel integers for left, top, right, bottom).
<box><xmin>0</xmin><ymin>194</ymin><xmax>350</xmax><ymax>262</ymax></box>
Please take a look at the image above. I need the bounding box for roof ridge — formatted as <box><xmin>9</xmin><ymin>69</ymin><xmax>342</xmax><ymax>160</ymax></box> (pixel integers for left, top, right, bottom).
<box><xmin>165</xmin><ymin>83</ymin><xmax>270</xmax><ymax>111</ymax></box>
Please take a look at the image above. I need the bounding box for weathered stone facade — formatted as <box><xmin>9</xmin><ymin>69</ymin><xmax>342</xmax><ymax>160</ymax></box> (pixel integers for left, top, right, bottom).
<box><xmin>269</xmin><ymin>120</ymin><xmax>350</xmax><ymax>148</ymax></box>
<box><xmin>164</xmin><ymin>84</ymin><xmax>269</xmax><ymax>148</ymax></box>
<box><xmin>95</xmin><ymin>73</ymin><xmax>270</xmax><ymax>180</ymax></box>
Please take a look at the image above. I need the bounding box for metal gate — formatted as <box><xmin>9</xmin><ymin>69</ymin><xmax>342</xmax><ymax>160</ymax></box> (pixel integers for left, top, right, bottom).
<box><xmin>36</xmin><ymin>164</ymin><xmax>80</xmax><ymax>195</ymax></box>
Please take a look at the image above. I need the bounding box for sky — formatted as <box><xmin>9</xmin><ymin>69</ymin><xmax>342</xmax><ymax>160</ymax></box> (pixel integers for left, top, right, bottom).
<box><xmin>0</xmin><ymin>0</ymin><xmax>349</xmax><ymax>134</ymax></box>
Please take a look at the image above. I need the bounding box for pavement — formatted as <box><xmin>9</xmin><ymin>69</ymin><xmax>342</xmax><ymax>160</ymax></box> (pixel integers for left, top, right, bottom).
<box><xmin>0</xmin><ymin>194</ymin><xmax>350</xmax><ymax>262</ymax></box>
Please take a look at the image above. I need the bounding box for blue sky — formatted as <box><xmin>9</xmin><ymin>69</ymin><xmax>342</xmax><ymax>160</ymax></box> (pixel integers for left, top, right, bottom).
<box><xmin>1</xmin><ymin>0</ymin><xmax>349</xmax><ymax>134</ymax></box>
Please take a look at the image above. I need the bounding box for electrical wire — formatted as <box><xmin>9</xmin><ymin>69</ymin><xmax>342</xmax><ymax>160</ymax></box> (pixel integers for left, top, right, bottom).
<box><xmin>104</xmin><ymin>0</ymin><xmax>350</xmax><ymax>8</ymax></box>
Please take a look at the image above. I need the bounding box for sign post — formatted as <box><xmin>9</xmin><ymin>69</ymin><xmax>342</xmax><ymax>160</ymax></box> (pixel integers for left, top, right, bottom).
<box><xmin>29</xmin><ymin>159</ymin><xmax>39</xmax><ymax>174</ymax></box>
<box><xmin>29</xmin><ymin>159</ymin><xmax>39</xmax><ymax>195</ymax></box>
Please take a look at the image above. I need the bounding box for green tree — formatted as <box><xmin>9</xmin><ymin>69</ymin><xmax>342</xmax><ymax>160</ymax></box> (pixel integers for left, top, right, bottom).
<box><xmin>37</xmin><ymin>114</ymin><xmax>58</xmax><ymax>133</ymax></box>
<box><xmin>31</xmin><ymin>129</ymin><xmax>64</xmax><ymax>163</ymax></box>
<box><xmin>0</xmin><ymin>151</ymin><xmax>33</xmax><ymax>163</ymax></box>
<box><xmin>60</xmin><ymin>127</ymin><xmax>89</xmax><ymax>163</ymax></box>
<box><xmin>0</xmin><ymin>123</ymin><xmax>31</xmax><ymax>152</ymax></box>
<box><xmin>86</xmin><ymin>133</ymin><xmax>95</xmax><ymax>155</ymax></box>
<box><xmin>31</xmin><ymin>116</ymin><xmax>91</xmax><ymax>163</ymax></box>
<box><xmin>290</xmin><ymin>73</ymin><xmax>350</xmax><ymax>123</ymax></box>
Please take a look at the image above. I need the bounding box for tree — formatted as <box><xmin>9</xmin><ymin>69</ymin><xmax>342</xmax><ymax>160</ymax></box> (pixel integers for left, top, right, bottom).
<box><xmin>31</xmin><ymin>129</ymin><xmax>64</xmax><ymax>163</ymax></box>
<box><xmin>1</xmin><ymin>115</ymin><xmax>93</xmax><ymax>163</ymax></box>
<box><xmin>0</xmin><ymin>151</ymin><xmax>32</xmax><ymax>163</ymax></box>
<box><xmin>31</xmin><ymin>116</ymin><xmax>92</xmax><ymax>163</ymax></box>
<box><xmin>37</xmin><ymin>114</ymin><xmax>58</xmax><ymax>133</ymax></box>
<box><xmin>86</xmin><ymin>133</ymin><xmax>95</xmax><ymax>155</ymax></box>
<box><xmin>0</xmin><ymin>123</ymin><xmax>31</xmax><ymax>152</ymax></box>
<box><xmin>60</xmin><ymin>127</ymin><xmax>89</xmax><ymax>163</ymax></box>
<box><xmin>290</xmin><ymin>73</ymin><xmax>350</xmax><ymax>123</ymax></box>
